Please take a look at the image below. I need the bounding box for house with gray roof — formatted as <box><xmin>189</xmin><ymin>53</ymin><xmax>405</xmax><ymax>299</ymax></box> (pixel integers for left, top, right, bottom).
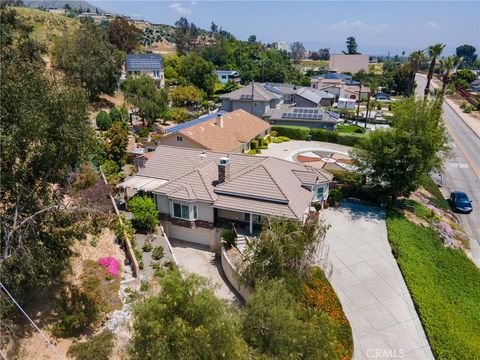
<box><xmin>266</xmin><ymin>105</ymin><xmax>339</xmax><ymax>130</ymax></box>
<box><xmin>293</xmin><ymin>87</ymin><xmax>335</xmax><ymax>107</ymax></box>
<box><xmin>125</xmin><ymin>53</ymin><xmax>164</xmax><ymax>88</ymax></box>
<box><xmin>220</xmin><ymin>82</ymin><xmax>283</xmax><ymax>117</ymax></box>
<box><xmin>120</xmin><ymin>145</ymin><xmax>333</xmax><ymax>248</ymax></box>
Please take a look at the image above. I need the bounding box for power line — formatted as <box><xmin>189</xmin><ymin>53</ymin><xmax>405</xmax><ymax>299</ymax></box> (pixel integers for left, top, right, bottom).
<box><xmin>0</xmin><ymin>282</ymin><xmax>65</xmax><ymax>360</ymax></box>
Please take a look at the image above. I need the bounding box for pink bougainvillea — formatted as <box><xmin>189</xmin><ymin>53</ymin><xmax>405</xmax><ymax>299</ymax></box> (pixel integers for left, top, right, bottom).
<box><xmin>439</xmin><ymin>221</ymin><xmax>453</xmax><ymax>237</ymax></box>
<box><xmin>98</xmin><ymin>257</ymin><xmax>120</xmax><ymax>277</ymax></box>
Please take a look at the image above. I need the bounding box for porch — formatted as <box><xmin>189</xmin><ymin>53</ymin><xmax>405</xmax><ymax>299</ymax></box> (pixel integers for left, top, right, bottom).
<box><xmin>213</xmin><ymin>208</ymin><xmax>262</xmax><ymax>237</ymax></box>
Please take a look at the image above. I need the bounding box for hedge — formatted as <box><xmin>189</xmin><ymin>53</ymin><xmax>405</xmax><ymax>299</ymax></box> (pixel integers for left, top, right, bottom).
<box><xmin>272</xmin><ymin>126</ymin><xmax>363</xmax><ymax>147</ymax></box>
<box><xmin>387</xmin><ymin>212</ymin><xmax>480</xmax><ymax>359</ymax></box>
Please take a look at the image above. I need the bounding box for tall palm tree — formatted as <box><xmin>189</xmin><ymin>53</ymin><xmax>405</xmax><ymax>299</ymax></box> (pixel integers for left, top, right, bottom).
<box><xmin>439</xmin><ymin>55</ymin><xmax>462</xmax><ymax>95</ymax></box>
<box><xmin>407</xmin><ymin>50</ymin><xmax>426</xmax><ymax>97</ymax></box>
<box><xmin>424</xmin><ymin>43</ymin><xmax>446</xmax><ymax>96</ymax></box>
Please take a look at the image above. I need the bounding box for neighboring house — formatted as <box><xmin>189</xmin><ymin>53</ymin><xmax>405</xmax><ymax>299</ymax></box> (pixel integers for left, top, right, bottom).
<box><xmin>159</xmin><ymin>109</ymin><xmax>271</xmax><ymax>153</ymax></box>
<box><xmin>329</xmin><ymin>54</ymin><xmax>369</xmax><ymax>74</ymax></box>
<box><xmin>266</xmin><ymin>105</ymin><xmax>339</xmax><ymax>130</ymax></box>
<box><xmin>125</xmin><ymin>53</ymin><xmax>165</xmax><ymax>88</ymax></box>
<box><xmin>120</xmin><ymin>146</ymin><xmax>333</xmax><ymax>248</ymax></box>
<box><xmin>272</xmin><ymin>41</ymin><xmax>289</xmax><ymax>51</ymax></box>
<box><xmin>317</xmin><ymin>83</ymin><xmax>370</xmax><ymax>101</ymax></box>
<box><xmin>220</xmin><ymin>82</ymin><xmax>283</xmax><ymax>117</ymax></box>
<box><xmin>215</xmin><ymin>70</ymin><xmax>240</xmax><ymax>85</ymax></box>
<box><xmin>293</xmin><ymin>87</ymin><xmax>335</xmax><ymax>107</ymax></box>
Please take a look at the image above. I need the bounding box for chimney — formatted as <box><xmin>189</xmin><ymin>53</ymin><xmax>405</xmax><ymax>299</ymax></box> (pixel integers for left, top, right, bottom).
<box><xmin>216</xmin><ymin>113</ymin><xmax>224</xmax><ymax>128</ymax></box>
<box><xmin>218</xmin><ymin>156</ymin><xmax>230</xmax><ymax>184</ymax></box>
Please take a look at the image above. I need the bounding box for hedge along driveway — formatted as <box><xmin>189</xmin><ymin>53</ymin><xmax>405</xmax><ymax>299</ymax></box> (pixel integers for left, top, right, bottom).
<box><xmin>271</xmin><ymin>125</ymin><xmax>365</xmax><ymax>147</ymax></box>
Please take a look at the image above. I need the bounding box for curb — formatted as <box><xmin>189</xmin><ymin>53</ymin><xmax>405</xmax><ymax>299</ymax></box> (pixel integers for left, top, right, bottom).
<box><xmin>444</xmin><ymin>99</ymin><xmax>480</xmax><ymax>140</ymax></box>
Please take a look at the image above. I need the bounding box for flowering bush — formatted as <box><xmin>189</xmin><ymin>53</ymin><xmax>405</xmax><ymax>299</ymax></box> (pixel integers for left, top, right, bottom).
<box><xmin>438</xmin><ymin>221</ymin><xmax>453</xmax><ymax>237</ymax></box>
<box><xmin>98</xmin><ymin>257</ymin><xmax>120</xmax><ymax>277</ymax></box>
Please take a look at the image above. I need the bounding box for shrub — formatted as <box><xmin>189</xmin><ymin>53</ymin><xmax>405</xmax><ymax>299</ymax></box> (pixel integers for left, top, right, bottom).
<box><xmin>272</xmin><ymin>125</ymin><xmax>309</xmax><ymax>140</ymax></box>
<box><xmin>98</xmin><ymin>257</ymin><xmax>120</xmax><ymax>277</ymax></box>
<box><xmin>221</xmin><ymin>229</ymin><xmax>236</xmax><ymax>247</ymax></box>
<box><xmin>310</xmin><ymin>128</ymin><xmax>339</xmax><ymax>143</ymax></box>
<box><xmin>152</xmin><ymin>246</ymin><xmax>165</xmax><ymax>260</ymax></box>
<box><xmin>109</xmin><ymin>106</ymin><xmax>128</xmax><ymax>123</ymax></box>
<box><xmin>327</xmin><ymin>189</ymin><xmax>343</xmax><ymax>206</ymax></box>
<box><xmin>257</xmin><ymin>137</ymin><xmax>264</xmax><ymax>147</ymax></box>
<box><xmin>463</xmin><ymin>104</ymin><xmax>474</xmax><ymax>113</ymax></box>
<box><xmin>137</xmin><ymin>126</ymin><xmax>151</xmax><ymax>138</ymax></box>
<box><xmin>68</xmin><ymin>331</ymin><xmax>115</xmax><ymax>360</ymax></box>
<box><xmin>278</xmin><ymin>136</ymin><xmax>290</xmax><ymax>142</ymax></box>
<box><xmin>250</xmin><ymin>139</ymin><xmax>259</xmax><ymax>149</ymax></box>
<box><xmin>142</xmin><ymin>242</ymin><xmax>153</xmax><ymax>252</ymax></box>
<box><xmin>53</xmin><ymin>285</ymin><xmax>99</xmax><ymax>337</ymax></box>
<box><xmin>73</xmin><ymin>163</ymin><xmax>99</xmax><ymax>190</ymax></box>
<box><xmin>259</xmin><ymin>145</ymin><xmax>268</xmax><ymax>149</ymax></box>
<box><xmin>100</xmin><ymin>160</ymin><xmax>119</xmax><ymax>177</ymax></box>
<box><xmin>96</xmin><ymin>111</ymin><xmax>112</xmax><ymax>131</ymax></box>
<box><xmin>246</xmin><ymin>149</ymin><xmax>258</xmax><ymax>155</ymax></box>
<box><xmin>128</xmin><ymin>196</ymin><xmax>159</xmax><ymax>232</ymax></box>
<box><xmin>270</xmin><ymin>130</ymin><xmax>277</xmax><ymax>138</ymax></box>
<box><xmin>337</xmin><ymin>133</ymin><xmax>363</xmax><ymax>147</ymax></box>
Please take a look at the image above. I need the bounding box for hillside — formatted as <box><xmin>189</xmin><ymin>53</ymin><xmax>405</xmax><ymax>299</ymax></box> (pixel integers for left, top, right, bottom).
<box><xmin>22</xmin><ymin>0</ymin><xmax>104</xmax><ymax>13</ymax></box>
<box><xmin>15</xmin><ymin>7</ymin><xmax>78</xmax><ymax>50</ymax></box>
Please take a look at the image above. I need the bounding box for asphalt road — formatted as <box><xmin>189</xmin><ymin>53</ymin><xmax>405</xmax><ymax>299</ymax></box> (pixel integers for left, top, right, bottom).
<box><xmin>416</xmin><ymin>74</ymin><xmax>480</xmax><ymax>266</ymax></box>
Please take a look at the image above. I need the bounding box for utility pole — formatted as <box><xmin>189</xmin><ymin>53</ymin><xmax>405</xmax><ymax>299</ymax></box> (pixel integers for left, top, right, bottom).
<box><xmin>250</xmin><ymin>80</ymin><xmax>255</xmax><ymax>114</ymax></box>
<box><xmin>356</xmin><ymin>82</ymin><xmax>362</xmax><ymax>122</ymax></box>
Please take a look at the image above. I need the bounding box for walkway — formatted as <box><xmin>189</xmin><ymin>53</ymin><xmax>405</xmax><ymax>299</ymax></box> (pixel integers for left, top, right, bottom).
<box><xmin>321</xmin><ymin>203</ymin><xmax>434</xmax><ymax>359</ymax></box>
<box><xmin>170</xmin><ymin>239</ymin><xmax>241</xmax><ymax>304</ymax></box>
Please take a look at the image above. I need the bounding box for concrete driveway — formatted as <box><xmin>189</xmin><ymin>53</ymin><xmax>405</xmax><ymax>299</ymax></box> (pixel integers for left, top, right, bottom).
<box><xmin>321</xmin><ymin>203</ymin><xmax>434</xmax><ymax>360</ymax></box>
<box><xmin>170</xmin><ymin>239</ymin><xmax>240</xmax><ymax>304</ymax></box>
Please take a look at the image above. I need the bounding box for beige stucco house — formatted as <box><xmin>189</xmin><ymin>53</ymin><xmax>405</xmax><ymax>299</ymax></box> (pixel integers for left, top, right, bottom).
<box><xmin>159</xmin><ymin>109</ymin><xmax>271</xmax><ymax>154</ymax></box>
<box><xmin>120</xmin><ymin>146</ymin><xmax>333</xmax><ymax>249</ymax></box>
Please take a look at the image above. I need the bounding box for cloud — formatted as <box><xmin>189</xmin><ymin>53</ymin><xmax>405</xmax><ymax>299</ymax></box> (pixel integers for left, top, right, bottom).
<box><xmin>191</xmin><ymin>0</ymin><xmax>197</xmax><ymax>5</ymax></box>
<box><xmin>169</xmin><ymin>2</ymin><xmax>192</xmax><ymax>15</ymax></box>
<box><xmin>424</xmin><ymin>21</ymin><xmax>440</xmax><ymax>29</ymax></box>
<box><xmin>328</xmin><ymin>20</ymin><xmax>388</xmax><ymax>32</ymax></box>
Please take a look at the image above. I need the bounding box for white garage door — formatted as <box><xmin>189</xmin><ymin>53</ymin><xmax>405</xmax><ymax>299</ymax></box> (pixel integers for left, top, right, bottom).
<box><xmin>167</xmin><ymin>224</ymin><xmax>213</xmax><ymax>246</ymax></box>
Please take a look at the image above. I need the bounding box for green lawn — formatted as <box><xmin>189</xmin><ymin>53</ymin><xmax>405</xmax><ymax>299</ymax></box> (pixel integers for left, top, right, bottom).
<box><xmin>387</xmin><ymin>212</ymin><xmax>480</xmax><ymax>359</ymax></box>
<box><xmin>419</xmin><ymin>175</ymin><xmax>449</xmax><ymax>210</ymax></box>
<box><xmin>336</xmin><ymin>124</ymin><xmax>366</xmax><ymax>134</ymax></box>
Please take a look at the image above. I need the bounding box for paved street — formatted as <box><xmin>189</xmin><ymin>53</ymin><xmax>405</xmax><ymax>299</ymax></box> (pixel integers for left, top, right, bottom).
<box><xmin>322</xmin><ymin>204</ymin><xmax>433</xmax><ymax>360</ymax></box>
<box><xmin>415</xmin><ymin>75</ymin><xmax>480</xmax><ymax>266</ymax></box>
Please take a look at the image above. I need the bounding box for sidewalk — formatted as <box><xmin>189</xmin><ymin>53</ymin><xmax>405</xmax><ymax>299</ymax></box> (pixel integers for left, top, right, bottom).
<box><xmin>417</xmin><ymin>73</ymin><xmax>480</xmax><ymax>139</ymax></box>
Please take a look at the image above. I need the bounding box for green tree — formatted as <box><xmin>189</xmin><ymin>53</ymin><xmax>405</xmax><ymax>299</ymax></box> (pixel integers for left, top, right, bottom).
<box><xmin>109</xmin><ymin>105</ymin><xmax>129</xmax><ymax>123</ymax></box>
<box><xmin>96</xmin><ymin>110</ymin><xmax>112</xmax><ymax>130</ymax></box>
<box><xmin>170</xmin><ymin>84</ymin><xmax>204</xmax><ymax>106</ymax></box>
<box><xmin>247</xmin><ymin>34</ymin><xmax>256</xmax><ymax>43</ymax></box>
<box><xmin>456</xmin><ymin>44</ymin><xmax>477</xmax><ymax>66</ymax></box>
<box><xmin>128</xmin><ymin>196</ymin><xmax>158</xmax><ymax>232</ymax></box>
<box><xmin>108</xmin><ymin>16</ymin><xmax>142</xmax><ymax>52</ymax></box>
<box><xmin>241</xmin><ymin>217</ymin><xmax>328</xmax><ymax>290</ymax></box>
<box><xmin>52</xmin><ymin>17</ymin><xmax>123</xmax><ymax>99</ymax></box>
<box><xmin>424</xmin><ymin>43</ymin><xmax>445</xmax><ymax>96</ymax></box>
<box><xmin>351</xmin><ymin>97</ymin><xmax>449</xmax><ymax>206</ymax></box>
<box><xmin>130</xmin><ymin>270</ymin><xmax>250</xmax><ymax>360</ymax></box>
<box><xmin>178</xmin><ymin>53</ymin><xmax>217</xmax><ymax>96</ymax></box>
<box><xmin>343</xmin><ymin>36</ymin><xmax>359</xmax><ymax>55</ymax></box>
<box><xmin>243</xmin><ymin>280</ymin><xmax>337</xmax><ymax>359</ymax></box>
<box><xmin>105</xmin><ymin>122</ymin><xmax>128</xmax><ymax>166</ymax></box>
<box><xmin>123</xmin><ymin>75</ymin><xmax>169</xmax><ymax>126</ymax></box>
<box><xmin>174</xmin><ymin>17</ymin><xmax>200</xmax><ymax>55</ymax></box>
<box><xmin>406</xmin><ymin>50</ymin><xmax>426</xmax><ymax>97</ymax></box>
<box><xmin>290</xmin><ymin>41</ymin><xmax>305</xmax><ymax>63</ymax></box>
<box><xmin>1</xmin><ymin>8</ymin><xmax>95</xmax><ymax>328</ymax></box>
<box><xmin>451</xmin><ymin>68</ymin><xmax>477</xmax><ymax>90</ymax></box>
<box><xmin>392</xmin><ymin>64</ymin><xmax>411</xmax><ymax>96</ymax></box>
<box><xmin>439</xmin><ymin>56</ymin><xmax>462</xmax><ymax>94</ymax></box>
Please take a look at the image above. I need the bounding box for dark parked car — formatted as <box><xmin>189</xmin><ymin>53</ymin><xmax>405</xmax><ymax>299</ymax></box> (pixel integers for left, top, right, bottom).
<box><xmin>375</xmin><ymin>93</ymin><xmax>390</xmax><ymax>100</ymax></box>
<box><xmin>449</xmin><ymin>191</ymin><xmax>473</xmax><ymax>213</ymax></box>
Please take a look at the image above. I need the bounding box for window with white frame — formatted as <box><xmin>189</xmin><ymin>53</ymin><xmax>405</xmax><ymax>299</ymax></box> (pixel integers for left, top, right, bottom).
<box><xmin>171</xmin><ymin>202</ymin><xmax>198</xmax><ymax>220</ymax></box>
<box><xmin>316</xmin><ymin>187</ymin><xmax>324</xmax><ymax>200</ymax></box>
<box><xmin>244</xmin><ymin>213</ymin><xmax>261</xmax><ymax>223</ymax></box>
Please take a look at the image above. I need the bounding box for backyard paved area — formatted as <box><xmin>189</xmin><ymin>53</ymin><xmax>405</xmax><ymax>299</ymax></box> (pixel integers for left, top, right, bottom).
<box><xmin>321</xmin><ymin>203</ymin><xmax>434</xmax><ymax>360</ymax></box>
<box><xmin>260</xmin><ymin>140</ymin><xmax>352</xmax><ymax>162</ymax></box>
<box><xmin>170</xmin><ymin>239</ymin><xmax>241</xmax><ymax>304</ymax></box>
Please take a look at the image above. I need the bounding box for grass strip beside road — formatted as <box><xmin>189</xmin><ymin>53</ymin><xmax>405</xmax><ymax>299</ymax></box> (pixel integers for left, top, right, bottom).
<box><xmin>386</xmin><ymin>212</ymin><xmax>480</xmax><ymax>359</ymax></box>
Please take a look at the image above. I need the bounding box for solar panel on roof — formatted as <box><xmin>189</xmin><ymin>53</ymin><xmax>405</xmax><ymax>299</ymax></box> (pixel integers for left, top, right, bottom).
<box><xmin>166</xmin><ymin>111</ymin><xmax>227</xmax><ymax>134</ymax></box>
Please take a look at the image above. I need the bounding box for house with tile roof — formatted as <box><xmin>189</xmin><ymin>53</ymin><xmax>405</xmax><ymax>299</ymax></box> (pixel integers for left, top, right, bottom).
<box><xmin>159</xmin><ymin>109</ymin><xmax>271</xmax><ymax>154</ymax></box>
<box><xmin>120</xmin><ymin>145</ymin><xmax>333</xmax><ymax>248</ymax></box>
<box><xmin>266</xmin><ymin>105</ymin><xmax>339</xmax><ymax>130</ymax></box>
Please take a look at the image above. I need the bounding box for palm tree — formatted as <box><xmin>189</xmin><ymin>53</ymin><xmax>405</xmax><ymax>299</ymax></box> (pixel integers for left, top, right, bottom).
<box><xmin>407</xmin><ymin>50</ymin><xmax>426</xmax><ymax>97</ymax></box>
<box><xmin>439</xmin><ymin>55</ymin><xmax>462</xmax><ymax>95</ymax></box>
<box><xmin>424</xmin><ymin>43</ymin><xmax>446</xmax><ymax>96</ymax></box>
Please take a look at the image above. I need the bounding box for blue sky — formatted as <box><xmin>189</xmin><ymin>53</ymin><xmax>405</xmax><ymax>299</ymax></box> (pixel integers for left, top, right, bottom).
<box><xmin>90</xmin><ymin>1</ymin><xmax>479</xmax><ymax>55</ymax></box>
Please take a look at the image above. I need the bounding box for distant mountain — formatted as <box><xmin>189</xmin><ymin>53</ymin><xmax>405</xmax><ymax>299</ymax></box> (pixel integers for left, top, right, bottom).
<box><xmin>22</xmin><ymin>0</ymin><xmax>106</xmax><ymax>14</ymax></box>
